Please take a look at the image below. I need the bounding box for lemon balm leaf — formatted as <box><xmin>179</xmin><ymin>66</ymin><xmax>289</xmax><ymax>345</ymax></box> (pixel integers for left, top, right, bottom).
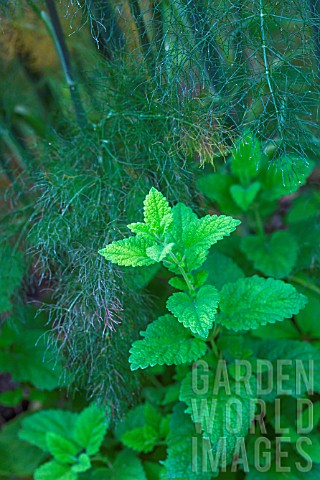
<box><xmin>143</xmin><ymin>187</ymin><xmax>173</xmax><ymax>234</ymax></box>
<box><xmin>129</xmin><ymin>315</ymin><xmax>207</xmax><ymax>370</ymax></box>
<box><xmin>241</xmin><ymin>231</ymin><xmax>298</xmax><ymax>279</ymax></box>
<box><xmin>99</xmin><ymin>236</ymin><xmax>157</xmax><ymax>267</ymax></box>
<box><xmin>218</xmin><ymin>276</ymin><xmax>307</xmax><ymax>331</ymax></box>
<box><xmin>182</xmin><ymin>215</ymin><xmax>240</xmax><ymax>250</ymax></box>
<box><xmin>167</xmin><ymin>285</ymin><xmax>220</xmax><ymax>339</ymax></box>
<box><xmin>73</xmin><ymin>405</ymin><xmax>108</xmax><ymax>456</ymax></box>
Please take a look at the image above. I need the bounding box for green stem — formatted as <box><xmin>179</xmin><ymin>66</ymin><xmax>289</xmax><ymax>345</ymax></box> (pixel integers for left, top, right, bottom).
<box><xmin>90</xmin><ymin>454</ymin><xmax>112</xmax><ymax>469</ymax></box>
<box><xmin>207</xmin><ymin>326</ymin><xmax>221</xmax><ymax>358</ymax></box>
<box><xmin>27</xmin><ymin>0</ymin><xmax>87</xmax><ymax>128</ymax></box>
<box><xmin>212</xmin><ymin>324</ymin><xmax>222</xmax><ymax>340</ymax></box>
<box><xmin>168</xmin><ymin>251</ymin><xmax>195</xmax><ymax>295</ymax></box>
<box><xmin>291</xmin><ymin>316</ymin><xmax>303</xmax><ymax>336</ymax></box>
<box><xmin>253</xmin><ymin>206</ymin><xmax>264</xmax><ymax>239</ymax></box>
<box><xmin>287</xmin><ymin>276</ymin><xmax>320</xmax><ymax>296</ymax></box>
<box><xmin>210</xmin><ymin>335</ymin><xmax>219</xmax><ymax>358</ymax></box>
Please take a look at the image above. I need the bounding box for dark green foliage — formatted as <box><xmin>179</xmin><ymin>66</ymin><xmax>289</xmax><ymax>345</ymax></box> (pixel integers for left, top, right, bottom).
<box><xmin>1</xmin><ymin>1</ymin><xmax>320</xmax><ymax>478</ymax></box>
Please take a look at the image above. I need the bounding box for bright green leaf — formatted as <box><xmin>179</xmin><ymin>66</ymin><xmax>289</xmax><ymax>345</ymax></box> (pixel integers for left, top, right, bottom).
<box><xmin>182</xmin><ymin>215</ymin><xmax>240</xmax><ymax>250</ymax></box>
<box><xmin>146</xmin><ymin>242</ymin><xmax>174</xmax><ymax>262</ymax></box>
<box><xmin>230</xmin><ymin>133</ymin><xmax>260</xmax><ymax>183</ymax></box>
<box><xmin>73</xmin><ymin>405</ymin><xmax>108</xmax><ymax>456</ymax></box>
<box><xmin>167</xmin><ymin>285</ymin><xmax>220</xmax><ymax>339</ymax></box>
<box><xmin>121</xmin><ymin>424</ymin><xmax>158</xmax><ymax>453</ymax></box>
<box><xmin>71</xmin><ymin>453</ymin><xmax>91</xmax><ymax>473</ymax></box>
<box><xmin>230</xmin><ymin>182</ymin><xmax>261</xmax><ymax>210</ymax></box>
<box><xmin>166</xmin><ymin>203</ymin><xmax>198</xmax><ymax>246</ymax></box>
<box><xmin>181</xmin><ymin>244</ymin><xmax>211</xmax><ymax>272</ymax></box>
<box><xmin>46</xmin><ymin>432</ymin><xmax>80</xmax><ymax>464</ymax></box>
<box><xmin>127</xmin><ymin>222</ymin><xmax>154</xmax><ymax>238</ymax></box>
<box><xmin>19</xmin><ymin>410</ymin><xmax>78</xmax><ymax>451</ymax></box>
<box><xmin>143</xmin><ymin>187</ymin><xmax>172</xmax><ymax>234</ymax></box>
<box><xmin>218</xmin><ymin>276</ymin><xmax>307</xmax><ymax>331</ymax></box>
<box><xmin>164</xmin><ymin>202</ymin><xmax>240</xmax><ymax>273</ymax></box>
<box><xmin>34</xmin><ymin>460</ymin><xmax>77</xmax><ymax>480</ymax></box>
<box><xmin>168</xmin><ymin>276</ymin><xmax>188</xmax><ymax>291</ymax></box>
<box><xmin>129</xmin><ymin>314</ymin><xmax>207</xmax><ymax>370</ymax></box>
<box><xmin>193</xmin><ymin>270</ymin><xmax>209</xmax><ymax>289</ymax></box>
<box><xmin>99</xmin><ymin>236</ymin><xmax>157</xmax><ymax>267</ymax></box>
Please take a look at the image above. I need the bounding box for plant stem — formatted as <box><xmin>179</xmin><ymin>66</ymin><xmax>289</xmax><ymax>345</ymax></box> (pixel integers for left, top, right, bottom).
<box><xmin>45</xmin><ymin>0</ymin><xmax>88</xmax><ymax>128</ymax></box>
<box><xmin>168</xmin><ymin>251</ymin><xmax>195</xmax><ymax>295</ymax></box>
<box><xmin>291</xmin><ymin>316</ymin><xmax>303</xmax><ymax>336</ymax></box>
<box><xmin>253</xmin><ymin>206</ymin><xmax>264</xmax><ymax>239</ymax></box>
<box><xmin>210</xmin><ymin>335</ymin><xmax>219</xmax><ymax>358</ymax></box>
<box><xmin>28</xmin><ymin>0</ymin><xmax>87</xmax><ymax>128</ymax></box>
<box><xmin>212</xmin><ymin>324</ymin><xmax>222</xmax><ymax>340</ymax></box>
<box><xmin>287</xmin><ymin>276</ymin><xmax>320</xmax><ymax>296</ymax></box>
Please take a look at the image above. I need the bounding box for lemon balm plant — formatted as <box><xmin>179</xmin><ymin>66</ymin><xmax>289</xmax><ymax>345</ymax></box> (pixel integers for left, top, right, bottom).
<box><xmin>99</xmin><ymin>187</ymin><xmax>309</xmax><ymax>477</ymax></box>
<box><xmin>99</xmin><ymin>187</ymin><xmax>307</xmax><ymax>365</ymax></box>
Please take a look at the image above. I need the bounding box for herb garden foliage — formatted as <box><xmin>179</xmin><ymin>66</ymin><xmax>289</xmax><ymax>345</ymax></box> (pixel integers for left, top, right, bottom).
<box><xmin>0</xmin><ymin>0</ymin><xmax>194</xmax><ymax>413</ymax></box>
<box><xmin>98</xmin><ymin>187</ymin><xmax>317</xmax><ymax>478</ymax></box>
<box><xmin>0</xmin><ymin>0</ymin><xmax>320</xmax><ymax>478</ymax></box>
<box><xmin>77</xmin><ymin>0</ymin><xmax>320</xmax><ymax>162</ymax></box>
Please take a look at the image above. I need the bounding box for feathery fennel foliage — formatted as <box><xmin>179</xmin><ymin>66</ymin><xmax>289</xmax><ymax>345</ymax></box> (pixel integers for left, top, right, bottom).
<box><xmin>1</xmin><ymin>0</ymin><xmax>319</xmax><ymax>415</ymax></box>
<box><xmin>75</xmin><ymin>0</ymin><xmax>320</xmax><ymax>164</ymax></box>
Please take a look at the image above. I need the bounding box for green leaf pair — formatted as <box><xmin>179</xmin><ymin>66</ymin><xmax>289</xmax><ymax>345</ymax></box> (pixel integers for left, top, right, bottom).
<box><xmin>99</xmin><ymin>188</ymin><xmax>239</xmax><ymax>273</ymax></box>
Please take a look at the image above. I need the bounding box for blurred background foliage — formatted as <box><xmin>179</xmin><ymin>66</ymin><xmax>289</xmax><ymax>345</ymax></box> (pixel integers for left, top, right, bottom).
<box><xmin>1</xmin><ymin>0</ymin><xmax>320</xmax><ymax>416</ymax></box>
